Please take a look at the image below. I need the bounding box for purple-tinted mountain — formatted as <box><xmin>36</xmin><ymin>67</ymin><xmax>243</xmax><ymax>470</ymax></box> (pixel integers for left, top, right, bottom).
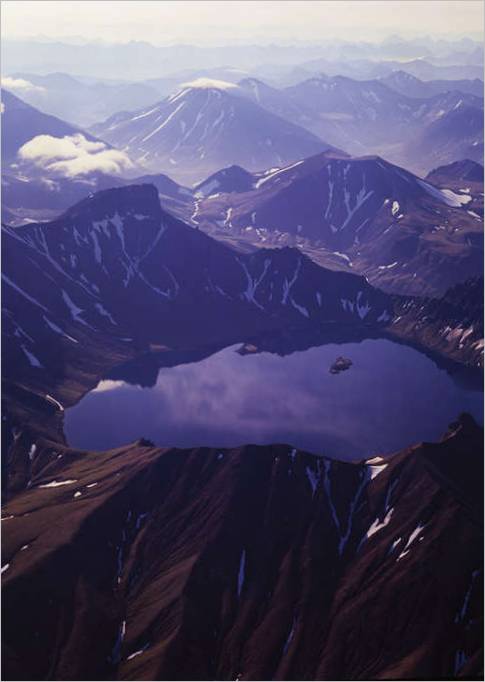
<box><xmin>2</xmin><ymin>184</ymin><xmax>482</xmax><ymax>474</ymax></box>
<box><xmin>2</xmin><ymin>413</ymin><xmax>483</xmax><ymax>680</ymax></box>
<box><xmin>240</xmin><ymin>75</ymin><xmax>484</xmax><ymax>173</ymax></box>
<box><xmin>426</xmin><ymin>159</ymin><xmax>484</xmax><ymax>187</ymax></box>
<box><xmin>403</xmin><ymin>100</ymin><xmax>484</xmax><ymax>171</ymax></box>
<box><xmin>2</xmin><ymin>168</ymin><xmax>193</xmax><ymax>227</ymax></box>
<box><xmin>297</xmin><ymin>57</ymin><xmax>484</xmax><ymax>83</ymax></box>
<box><xmin>4</xmin><ymin>71</ymin><xmax>162</xmax><ymax>127</ymax></box>
<box><xmin>392</xmin><ymin>276</ymin><xmax>484</xmax><ymax>369</ymax></box>
<box><xmin>0</xmin><ymin>180</ymin><xmax>401</xmax><ymax>488</ymax></box>
<box><xmin>193</xmin><ymin>165</ymin><xmax>256</xmax><ymax>197</ymax></box>
<box><xmin>381</xmin><ymin>70</ymin><xmax>484</xmax><ymax>99</ymax></box>
<box><xmin>186</xmin><ymin>152</ymin><xmax>483</xmax><ymax>297</ymax></box>
<box><xmin>2</xmin><ymin>184</ymin><xmax>482</xmax><ymax>680</ymax></box>
<box><xmin>2</xmin><ymin>184</ymin><xmax>395</xmax><ymax>399</ymax></box>
<box><xmin>1</xmin><ymin>90</ymin><xmax>93</xmax><ymax>166</ymax></box>
<box><xmin>90</xmin><ymin>80</ymin><xmax>338</xmax><ymax>183</ymax></box>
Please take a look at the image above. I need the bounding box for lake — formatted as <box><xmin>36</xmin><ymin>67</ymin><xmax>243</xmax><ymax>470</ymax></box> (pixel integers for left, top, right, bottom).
<box><xmin>64</xmin><ymin>337</ymin><xmax>483</xmax><ymax>460</ymax></box>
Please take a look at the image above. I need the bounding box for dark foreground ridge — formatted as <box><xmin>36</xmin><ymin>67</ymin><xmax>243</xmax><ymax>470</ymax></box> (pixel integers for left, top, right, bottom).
<box><xmin>2</xmin><ymin>415</ymin><xmax>483</xmax><ymax>680</ymax></box>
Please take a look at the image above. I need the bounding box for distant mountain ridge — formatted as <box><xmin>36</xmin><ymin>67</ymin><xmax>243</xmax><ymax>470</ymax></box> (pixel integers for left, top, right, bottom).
<box><xmin>381</xmin><ymin>70</ymin><xmax>484</xmax><ymax>99</ymax></box>
<box><xmin>1</xmin><ymin>90</ymin><xmax>94</xmax><ymax>165</ymax></box>
<box><xmin>90</xmin><ymin>79</ymin><xmax>339</xmax><ymax>183</ymax></box>
<box><xmin>239</xmin><ymin>75</ymin><xmax>484</xmax><ymax>173</ymax></box>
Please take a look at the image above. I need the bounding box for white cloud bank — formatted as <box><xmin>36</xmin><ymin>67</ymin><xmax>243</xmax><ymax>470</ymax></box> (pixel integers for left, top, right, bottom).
<box><xmin>2</xmin><ymin>76</ymin><xmax>45</xmax><ymax>94</ymax></box>
<box><xmin>17</xmin><ymin>133</ymin><xmax>134</xmax><ymax>177</ymax></box>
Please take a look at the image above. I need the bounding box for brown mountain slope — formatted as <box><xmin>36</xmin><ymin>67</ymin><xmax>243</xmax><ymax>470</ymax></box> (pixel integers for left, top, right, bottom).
<box><xmin>1</xmin><ymin>414</ymin><xmax>483</xmax><ymax>681</ymax></box>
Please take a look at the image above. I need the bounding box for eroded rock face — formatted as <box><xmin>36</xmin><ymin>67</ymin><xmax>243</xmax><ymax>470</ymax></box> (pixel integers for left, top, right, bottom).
<box><xmin>1</xmin><ymin>415</ymin><xmax>482</xmax><ymax>681</ymax></box>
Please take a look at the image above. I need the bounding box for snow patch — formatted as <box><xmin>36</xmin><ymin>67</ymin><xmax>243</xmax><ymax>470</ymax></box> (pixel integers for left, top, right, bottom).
<box><xmin>418</xmin><ymin>180</ymin><xmax>473</xmax><ymax>207</ymax></box>
<box><xmin>397</xmin><ymin>523</ymin><xmax>426</xmax><ymax>560</ymax></box>
<box><xmin>368</xmin><ymin>463</ymin><xmax>388</xmax><ymax>480</ymax></box>
<box><xmin>21</xmin><ymin>345</ymin><xmax>43</xmax><ymax>368</ymax></box>
<box><xmin>39</xmin><ymin>479</ymin><xmax>77</xmax><ymax>488</ymax></box>
<box><xmin>46</xmin><ymin>394</ymin><xmax>64</xmax><ymax>411</ymax></box>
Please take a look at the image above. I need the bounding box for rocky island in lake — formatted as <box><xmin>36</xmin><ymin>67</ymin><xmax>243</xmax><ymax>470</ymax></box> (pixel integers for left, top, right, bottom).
<box><xmin>330</xmin><ymin>356</ymin><xmax>353</xmax><ymax>374</ymax></box>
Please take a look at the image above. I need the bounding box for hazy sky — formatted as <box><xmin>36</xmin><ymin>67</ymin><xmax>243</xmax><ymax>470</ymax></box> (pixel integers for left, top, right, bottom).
<box><xmin>3</xmin><ymin>1</ymin><xmax>483</xmax><ymax>44</ymax></box>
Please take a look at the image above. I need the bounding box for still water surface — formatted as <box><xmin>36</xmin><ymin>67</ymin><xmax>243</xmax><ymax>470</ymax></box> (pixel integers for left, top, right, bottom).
<box><xmin>65</xmin><ymin>338</ymin><xmax>483</xmax><ymax>460</ymax></box>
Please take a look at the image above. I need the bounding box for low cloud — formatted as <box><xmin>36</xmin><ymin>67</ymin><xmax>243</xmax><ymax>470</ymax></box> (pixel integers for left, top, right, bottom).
<box><xmin>2</xmin><ymin>76</ymin><xmax>46</xmax><ymax>94</ymax></box>
<box><xmin>18</xmin><ymin>133</ymin><xmax>134</xmax><ymax>177</ymax></box>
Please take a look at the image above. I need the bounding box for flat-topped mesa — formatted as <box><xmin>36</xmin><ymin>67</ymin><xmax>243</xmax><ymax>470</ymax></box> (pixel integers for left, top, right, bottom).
<box><xmin>61</xmin><ymin>183</ymin><xmax>162</xmax><ymax>225</ymax></box>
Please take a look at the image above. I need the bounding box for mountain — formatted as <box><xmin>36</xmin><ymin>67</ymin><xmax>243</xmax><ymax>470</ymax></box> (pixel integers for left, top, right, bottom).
<box><xmin>392</xmin><ymin>276</ymin><xmax>484</xmax><ymax>368</ymax></box>
<box><xmin>1</xmin><ymin>90</ymin><xmax>137</xmax><ymax>195</ymax></box>
<box><xmin>2</xmin><ymin>413</ymin><xmax>482</xmax><ymax>680</ymax></box>
<box><xmin>2</xmin><ymin>183</ymin><xmax>394</xmax><ymax>400</ymax></box>
<box><xmin>381</xmin><ymin>70</ymin><xmax>484</xmax><ymax>99</ymax></box>
<box><xmin>3</xmin><ymin>72</ymin><xmax>162</xmax><ymax>127</ymax></box>
<box><xmin>262</xmin><ymin>75</ymin><xmax>419</xmax><ymax>156</ymax></box>
<box><xmin>402</xmin><ymin>100</ymin><xmax>484</xmax><ymax>171</ymax></box>
<box><xmin>240</xmin><ymin>75</ymin><xmax>484</xmax><ymax>174</ymax></box>
<box><xmin>184</xmin><ymin>152</ymin><xmax>483</xmax><ymax>297</ymax></box>
<box><xmin>4</xmin><ymin>36</ymin><xmax>482</xmax><ymax>81</ymax></box>
<box><xmin>238</xmin><ymin>77</ymin><xmax>309</xmax><ymax>125</ymax></box>
<box><xmin>0</xmin><ymin>92</ymin><xmax>167</xmax><ymax>225</ymax></box>
<box><xmin>193</xmin><ymin>165</ymin><xmax>256</xmax><ymax>197</ymax></box>
<box><xmin>390</xmin><ymin>59</ymin><xmax>484</xmax><ymax>81</ymax></box>
<box><xmin>144</xmin><ymin>67</ymin><xmax>252</xmax><ymax>99</ymax></box>
<box><xmin>2</xmin><ymin>180</ymin><xmax>402</xmax><ymax>485</ymax></box>
<box><xmin>1</xmin><ymin>171</ymin><xmax>193</xmax><ymax>227</ymax></box>
<box><xmin>2</xmin><ymin>185</ymin><xmax>482</xmax><ymax>679</ymax></box>
<box><xmin>3</xmin><ymin>184</ymin><xmax>481</xmax><ymax>469</ymax></box>
<box><xmin>426</xmin><ymin>159</ymin><xmax>484</xmax><ymax>187</ymax></box>
<box><xmin>90</xmin><ymin>79</ymin><xmax>338</xmax><ymax>184</ymax></box>
<box><xmin>1</xmin><ymin>165</ymin><xmax>194</xmax><ymax>227</ymax></box>
<box><xmin>1</xmin><ymin>90</ymin><xmax>89</xmax><ymax>165</ymax></box>
<box><xmin>297</xmin><ymin>57</ymin><xmax>484</xmax><ymax>83</ymax></box>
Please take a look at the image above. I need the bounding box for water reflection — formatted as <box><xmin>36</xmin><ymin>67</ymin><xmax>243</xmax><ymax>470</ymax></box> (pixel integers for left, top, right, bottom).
<box><xmin>65</xmin><ymin>336</ymin><xmax>483</xmax><ymax>460</ymax></box>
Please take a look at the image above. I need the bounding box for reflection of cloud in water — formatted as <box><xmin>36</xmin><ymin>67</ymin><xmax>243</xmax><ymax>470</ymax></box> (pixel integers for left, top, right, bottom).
<box><xmin>92</xmin><ymin>380</ymin><xmax>126</xmax><ymax>393</ymax></box>
<box><xmin>66</xmin><ymin>340</ymin><xmax>483</xmax><ymax>460</ymax></box>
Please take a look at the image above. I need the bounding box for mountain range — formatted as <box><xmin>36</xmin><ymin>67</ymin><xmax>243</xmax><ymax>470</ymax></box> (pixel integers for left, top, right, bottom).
<box><xmin>239</xmin><ymin>75</ymin><xmax>484</xmax><ymax>173</ymax></box>
<box><xmin>1</xmin><ymin>34</ymin><xmax>483</xmax><ymax>681</ymax></box>
<box><xmin>3</xmin><ymin>184</ymin><xmax>482</xmax><ymax>456</ymax></box>
<box><xmin>1</xmin><ymin>90</ymin><xmax>95</xmax><ymax>166</ymax></box>
<box><xmin>89</xmin><ymin>74</ymin><xmax>483</xmax><ymax>177</ymax></box>
<box><xmin>381</xmin><ymin>70</ymin><xmax>484</xmax><ymax>99</ymax></box>
<box><xmin>90</xmin><ymin>79</ymin><xmax>338</xmax><ymax>183</ymax></box>
<box><xmin>3</xmin><ymin>92</ymin><xmax>482</xmax><ymax>300</ymax></box>
<box><xmin>2</xmin><ymin>180</ymin><xmax>483</xmax><ymax>680</ymax></box>
<box><xmin>179</xmin><ymin>152</ymin><xmax>484</xmax><ymax>297</ymax></box>
<box><xmin>3</xmin><ymin>36</ymin><xmax>483</xmax><ymax>81</ymax></box>
<box><xmin>2</xmin><ymin>72</ymin><xmax>163</xmax><ymax>127</ymax></box>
